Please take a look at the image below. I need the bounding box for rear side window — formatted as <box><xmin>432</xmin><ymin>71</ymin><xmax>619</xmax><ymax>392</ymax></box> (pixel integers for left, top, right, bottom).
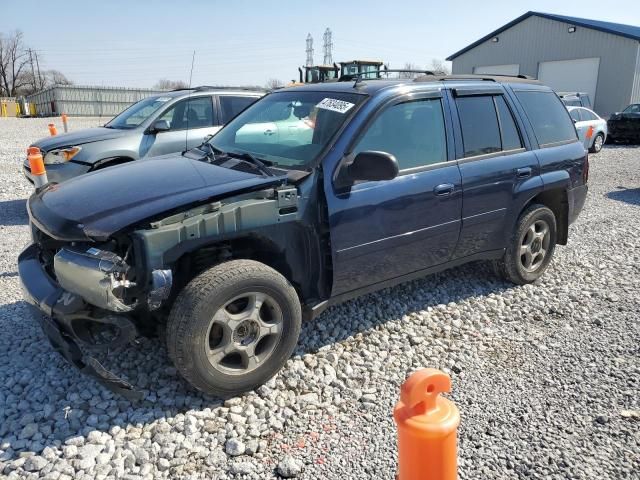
<box><xmin>456</xmin><ymin>96</ymin><xmax>501</xmax><ymax>157</ymax></box>
<box><xmin>580</xmin><ymin>109</ymin><xmax>598</xmax><ymax>121</ymax></box>
<box><xmin>495</xmin><ymin>96</ymin><xmax>522</xmax><ymax>151</ymax></box>
<box><xmin>455</xmin><ymin>95</ymin><xmax>522</xmax><ymax>157</ymax></box>
<box><xmin>515</xmin><ymin>91</ymin><xmax>577</xmax><ymax>146</ymax></box>
<box><xmin>220</xmin><ymin>96</ymin><xmax>259</xmax><ymax>124</ymax></box>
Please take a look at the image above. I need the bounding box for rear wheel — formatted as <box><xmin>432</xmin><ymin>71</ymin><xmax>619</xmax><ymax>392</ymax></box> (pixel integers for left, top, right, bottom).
<box><xmin>589</xmin><ymin>133</ymin><xmax>604</xmax><ymax>153</ymax></box>
<box><xmin>167</xmin><ymin>260</ymin><xmax>301</xmax><ymax>397</ymax></box>
<box><xmin>493</xmin><ymin>204</ymin><xmax>557</xmax><ymax>285</ymax></box>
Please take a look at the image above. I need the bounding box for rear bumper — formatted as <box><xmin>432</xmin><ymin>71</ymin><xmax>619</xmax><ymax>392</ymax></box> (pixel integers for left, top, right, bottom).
<box><xmin>567</xmin><ymin>184</ymin><xmax>588</xmax><ymax>225</ymax></box>
<box><xmin>18</xmin><ymin>244</ymin><xmax>142</xmax><ymax>400</ymax></box>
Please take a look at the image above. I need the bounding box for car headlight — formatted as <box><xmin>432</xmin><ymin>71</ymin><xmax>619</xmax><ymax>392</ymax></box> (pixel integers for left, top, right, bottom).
<box><xmin>43</xmin><ymin>146</ymin><xmax>82</xmax><ymax>164</ymax></box>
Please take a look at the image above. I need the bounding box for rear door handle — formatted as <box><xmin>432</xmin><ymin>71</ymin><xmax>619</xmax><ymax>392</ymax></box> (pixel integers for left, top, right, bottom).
<box><xmin>516</xmin><ymin>167</ymin><xmax>532</xmax><ymax>179</ymax></box>
<box><xmin>434</xmin><ymin>183</ymin><xmax>455</xmax><ymax>196</ymax></box>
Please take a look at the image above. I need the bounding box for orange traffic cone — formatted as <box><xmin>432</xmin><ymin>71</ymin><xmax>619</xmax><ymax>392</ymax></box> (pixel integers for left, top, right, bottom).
<box><xmin>27</xmin><ymin>147</ymin><xmax>48</xmax><ymax>188</ymax></box>
<box><xmin>61</xmin><ymin>113</ymin><xmax>69</xmax><ymax>132</ymax></box>
<box><xmin>48</xmin><ymin>123</ymin><xmax>57</xmax><ymax>136</ymax></box>
<box><xmin>394</xmin><ymin>369</ymin><xmax>460</xmax><ymax>480</ymax></box>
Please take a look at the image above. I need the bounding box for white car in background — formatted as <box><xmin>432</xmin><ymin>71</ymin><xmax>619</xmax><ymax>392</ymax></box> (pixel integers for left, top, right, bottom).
<box><xmin>567</xmin><ymin>106</ymin><xmax>607</xmax><ymax>154</ymax></box>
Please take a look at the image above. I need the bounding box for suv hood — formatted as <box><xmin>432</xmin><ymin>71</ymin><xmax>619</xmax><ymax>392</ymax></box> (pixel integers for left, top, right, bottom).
<box><xmin>28</xmin><ymin>154</ymin><xmax>287</xmax><ymax>241</ymax></box>
<box><xmin>32</xmin><ymin>127</ymin><xmax>131</xmax><ymax>151</ymax></box>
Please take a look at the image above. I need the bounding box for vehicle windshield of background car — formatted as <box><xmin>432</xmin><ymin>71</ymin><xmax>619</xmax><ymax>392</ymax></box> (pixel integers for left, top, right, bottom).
<box><xmin>210</xmin><ymin>91</ymin><xmax>366</xmax><ymax>169</ymax></box>
<box><xmin>105</xmin><ymin>96</ymin><xmax>173</xmax><ymax>129</ymax></box>
<box><xmin>623</xmin><ymin>104</ymin><xmax>640</xmax><ymax>114</ymax></box>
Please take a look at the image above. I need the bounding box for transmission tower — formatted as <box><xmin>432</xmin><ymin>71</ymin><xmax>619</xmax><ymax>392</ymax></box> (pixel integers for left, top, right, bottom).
<box><xmin>323</xmin><ymin>28</ymin><xmax>333</xmax><ymax>65</ymax></box>
<box><xmin>305</xmin><ymin>34</ymin><xmax>314</xmax><ymax>67</ymax></box>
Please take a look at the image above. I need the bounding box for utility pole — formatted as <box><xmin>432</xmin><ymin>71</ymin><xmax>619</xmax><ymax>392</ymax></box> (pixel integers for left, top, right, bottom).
<box><xmin>305</xmin><ymin>34</ymin><xmax>314</xmax><ymax>67</ymax></box>
<box><xmin>28</xmin><ymin>48</ymin><xmax>38</xmax><ymax>93</ymax></box>
<box><xmin>323</xmin><ymin>28</ymin><xmax>333</xmax><ymax>65</ymax></box>
<box><xmin>34</xmin><ymin>51</ymin><xmax>43</xmax><ymax>90</ymax></box>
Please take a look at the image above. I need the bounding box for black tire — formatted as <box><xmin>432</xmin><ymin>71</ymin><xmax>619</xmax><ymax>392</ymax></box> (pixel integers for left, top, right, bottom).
<box><xmin>589</xmin><ymin>133</ymin><xmax>604</xmax><ymax>153</ymax></box>
<box><xmin>167</xmin><ymin>259</ymin><xmax>301</xmax><ymax>397</ymax></box>
<box><xmin>493</xmin><ymin>204</ymin><xmax>557</xmax><ymax>285</ymax></box>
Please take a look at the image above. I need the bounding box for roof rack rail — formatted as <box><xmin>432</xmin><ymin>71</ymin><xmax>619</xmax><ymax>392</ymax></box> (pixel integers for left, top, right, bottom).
<box><xmin>350</xmin><ymin>69</ymin><xmax>438</xmax><ymax>87</ymax></box>
<box><xmin>413</xmin><ymin>74</ymin><xmax>540</xmax><ymax>84</ymax></box>
<box><xmin>170</xmin><ymin>85</ymin><xmax>266</xmax><ymax>92</ymax></box>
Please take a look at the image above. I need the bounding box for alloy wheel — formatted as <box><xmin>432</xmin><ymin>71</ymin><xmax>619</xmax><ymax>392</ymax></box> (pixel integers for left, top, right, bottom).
<box><xmin>205</xmin><ymin>292</ymin><xmax>283</xmax><ymax>375</ymax></box>
<box><xmin>519</xmin><ymin>220</ymin><xmax>551</xmax><ymax>273</ymax></box>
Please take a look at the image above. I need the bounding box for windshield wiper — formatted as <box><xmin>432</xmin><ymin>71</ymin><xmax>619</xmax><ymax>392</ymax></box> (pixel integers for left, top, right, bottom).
<box><xmin>225</xmin><ymin>150</ymin><xmax>276</xmax><ymax>177</ymax></box>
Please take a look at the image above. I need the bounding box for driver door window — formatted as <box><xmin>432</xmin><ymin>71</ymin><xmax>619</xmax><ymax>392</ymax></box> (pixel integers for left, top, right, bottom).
<box><xmin>158</xmin><ymin>97</ymin><xmax>214</xmax><ymax>131</ymax></box>
<box><xmin>352</xmin><ymin>98</ymin><xmax>447</xmax><ymax>171</ymax></box>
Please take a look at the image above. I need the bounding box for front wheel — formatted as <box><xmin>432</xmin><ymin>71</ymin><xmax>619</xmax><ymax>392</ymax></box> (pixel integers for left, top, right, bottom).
<box><xmin>167</xmin><ymin>260</ymin><xmax>301</xmax><ymax>397</ymax></box>
<box><xmin>589</xmin><ymin>133</ymin><xmax>604</xmax><ymax>153</ymax></box>
<box><xmin>493</xmin><ymin>204</ymin><xmax>557</xmax><ymax>285</ymax></box>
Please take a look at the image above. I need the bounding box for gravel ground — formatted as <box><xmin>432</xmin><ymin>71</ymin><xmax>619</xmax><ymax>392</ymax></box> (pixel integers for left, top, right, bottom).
<box><xmin>0</xmin><ymin>116</ymin><xmax>639</xmax><ymax>479</ymax></box>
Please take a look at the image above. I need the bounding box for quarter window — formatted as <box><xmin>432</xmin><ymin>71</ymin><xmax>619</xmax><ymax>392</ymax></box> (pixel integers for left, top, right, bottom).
<box><xmin>353</xmin><ymin>98</ymin><xmax>447</xmax><ymax>170</ymax></box>
<box><xmin>515</xmin><ymin>91</ymin><xmax>577</xmax><ymax>146</ymax></box>
<box><xmin>220</xmin><ymin>96</ymin><xmax>259</xmax><ymax>124</ymax></box>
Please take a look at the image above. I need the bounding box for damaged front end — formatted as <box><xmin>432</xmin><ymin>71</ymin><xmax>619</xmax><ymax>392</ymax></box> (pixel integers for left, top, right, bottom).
<box><xmin>18</xmin><ymin>237</ymin><xmax>172</xmax><ymax>400</ymax></box>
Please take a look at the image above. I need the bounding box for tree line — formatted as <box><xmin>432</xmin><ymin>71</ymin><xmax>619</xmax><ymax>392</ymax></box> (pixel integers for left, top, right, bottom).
<box><xmin>0</xmin><ymin>30</ymin><xmax>73</xmax><ymax>97</ymax></box>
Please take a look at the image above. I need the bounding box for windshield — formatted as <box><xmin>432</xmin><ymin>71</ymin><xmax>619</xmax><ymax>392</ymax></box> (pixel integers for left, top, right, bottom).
<box><xmin>105</xmin><ymin>95</ymin><xmax>173</xmax><ymax>129</ymax></box>
<box><xmin>209</xmin><ymin>90</ymin><xmax>366</xmax><ymax>170</ymax></box>
<box><xmin>623</xmin><ymin>104</ymin><xmax>640</xmax><ymax>114</ymax></box>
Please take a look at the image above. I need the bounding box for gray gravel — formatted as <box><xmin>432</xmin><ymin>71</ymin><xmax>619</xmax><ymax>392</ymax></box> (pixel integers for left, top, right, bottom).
<box><xmin>1</xmin><ymin>116</ymin><xmax>639</xmax><ymax>479</ymax></box>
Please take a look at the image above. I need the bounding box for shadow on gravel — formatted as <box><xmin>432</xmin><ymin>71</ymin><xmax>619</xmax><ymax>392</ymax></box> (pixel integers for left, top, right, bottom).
<box><xmin>0</xmin><ymin>198</ymin><xmax>29</xmax><ymax>226</ymax></box>
<box><xmin>607</xmin><ymin>187</ymin><xmax>640</xmax><ymax>206</ymax></box>
<box><xmin>0</xmin><ymin>262</ymin><xmax>510</xmax><ymax>458</ymax></box>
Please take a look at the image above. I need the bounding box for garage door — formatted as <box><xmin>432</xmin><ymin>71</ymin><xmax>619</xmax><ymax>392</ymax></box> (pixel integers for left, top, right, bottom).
<box><xmin>473</xmin><ymin>64</ymin><xmax>520</xmax><ymax>76</ymax></box>
<box><xmin>538</xmin><ymin>58</ymin><xmax>600</xmax><ymax>105</ymax></box>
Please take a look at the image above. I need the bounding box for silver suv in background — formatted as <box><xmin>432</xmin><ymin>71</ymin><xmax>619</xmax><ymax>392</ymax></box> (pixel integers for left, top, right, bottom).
<box><xmin>23</xmin><ymin>87</ymin><xmax>264</xmax><ymax>184</ymax></box>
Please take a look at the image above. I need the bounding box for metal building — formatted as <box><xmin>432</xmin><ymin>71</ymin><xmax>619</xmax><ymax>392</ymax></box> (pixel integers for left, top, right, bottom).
<box><xmin>25</xmin><ymin>85</ymin><xmax>165</xmax><ymax>117</ymax></box>
<box><xmin>447</xmin><ymin>11</ymin><xmax>640</xmax><ymax>117</ymax></box>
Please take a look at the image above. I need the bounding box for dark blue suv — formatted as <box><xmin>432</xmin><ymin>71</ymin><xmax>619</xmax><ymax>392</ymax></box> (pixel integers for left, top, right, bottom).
<box><xmin>19</xmin><ymin>74</ymin><xmax>588</xmax><ymax>398</ymax></box>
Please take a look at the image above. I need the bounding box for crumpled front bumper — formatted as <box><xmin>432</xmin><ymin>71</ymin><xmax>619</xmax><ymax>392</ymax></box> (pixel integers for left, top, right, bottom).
<box><xmin>17</xmin><ymin>244</ymin><xmax>143</xmax><ymax>400</ymax></box>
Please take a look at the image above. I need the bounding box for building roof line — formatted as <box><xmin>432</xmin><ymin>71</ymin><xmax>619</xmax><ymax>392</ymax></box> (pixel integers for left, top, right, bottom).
<box><xmin>446</xmin><ymin>11</ymin><xmax>640</xmax><ymax>61</ymax></box>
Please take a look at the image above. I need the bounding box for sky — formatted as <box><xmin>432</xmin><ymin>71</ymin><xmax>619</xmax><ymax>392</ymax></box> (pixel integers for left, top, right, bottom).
<box><xmin>2</xmin><ymin>0</ymin><xmax>640</xmax><ymax>89</ymax></box>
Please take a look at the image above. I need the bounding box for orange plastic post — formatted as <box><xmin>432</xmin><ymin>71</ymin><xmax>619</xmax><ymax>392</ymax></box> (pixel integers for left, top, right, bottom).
<box><xmin>61</xmin><ymin>113</ymin><xmax>68</xmax><ymax>132</ymax></box>
<box><xmin>27</xmin><ymin>150</ymin><xmax>48</xmax><ymax>188</ymax></box>
<box><xmin>394</xmin><ymin>369</ymin><xmax>460</xmax><ymax>480</ymax></box>
<box><xmin>48</xmin><ymin>123</ymin><xmax>57</xmax><ymax>136</ymax></box>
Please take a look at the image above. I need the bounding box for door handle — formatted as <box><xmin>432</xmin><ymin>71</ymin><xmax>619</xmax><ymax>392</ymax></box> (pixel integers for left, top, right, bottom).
<box><xmin>434</xmin><ymin>183</ymin><xmax>455</xmax><ymax>196</ymax></box>
<box><xmin>516</xmin><ymin>167</ymin><xmax>532</xmax><ymax>179</ymax></box>
<box><xmin>264</xmin><ymin>129</ymin><xmax>275</xmax><ymax>136</ymax></box>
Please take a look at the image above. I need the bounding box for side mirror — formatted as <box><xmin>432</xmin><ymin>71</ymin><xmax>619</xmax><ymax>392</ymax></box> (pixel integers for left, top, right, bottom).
<box><xmin>343</xmin><ymin>151</ymin><xmax>399</xmax><ymax>183</ymax></box>
<box><xmin>151</xmin><ymin>119</ymin><xmax>170</xmax><ymax>133</ymax></box>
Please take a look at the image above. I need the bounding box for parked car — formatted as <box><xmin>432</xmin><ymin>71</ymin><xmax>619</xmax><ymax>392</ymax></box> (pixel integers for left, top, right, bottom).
<box><xmin>558</xmin><ymin>92</ymin><xmax>592</xmax><ymax>109</ymax></box>
<box><xmin>567</xmin><ymin>106</ymin><xmax>607</xmax><ymax>153</ymax></box>
<box><xmin>607</xmin><ymin>103</ymin><xmax>640</xmax><ymax>143</ymax></box>
<box><xmin>19</xmin><ymin>75</ymin><xmax>588</xmax><ymax>398</ymax></box>
<box><xmin>23</xmin><ymin>87</ymin><xmax>264</xmax><ymax>184</ymax></box>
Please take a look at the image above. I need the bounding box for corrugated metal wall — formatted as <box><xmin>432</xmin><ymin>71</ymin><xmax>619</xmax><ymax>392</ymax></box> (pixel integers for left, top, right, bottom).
<box><xmin>450</xmin><ymin>15</ymin><xmax>640</xmax><ymax>116</ymax></box>
<box><xmin>26</xmin><ymin>85</ymin><xmax>165</xmax><ymax>117</ymax></box>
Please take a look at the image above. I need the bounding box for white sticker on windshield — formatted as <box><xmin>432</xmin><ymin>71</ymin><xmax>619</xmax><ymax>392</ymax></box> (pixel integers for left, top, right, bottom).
<box><xmin>156</xmin><ymin>97</ymin><xmax>172</xmax><ymax>102</ymax></box>
<box><xmin>316</xmin><ymin>98</ymin><xmax>355</xmax><ymax>114</ymax></box>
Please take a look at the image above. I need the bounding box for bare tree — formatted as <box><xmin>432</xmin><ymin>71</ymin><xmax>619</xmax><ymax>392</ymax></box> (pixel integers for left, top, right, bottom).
<box><xmin>46</xmin><ymin>69</ymin><xmax>73</xmax><ymax>86</ymax></box>
<box><xmin>265</xmin><ymin>78</ymin><xmax>284</xmax><ymax>90</ymax></box>
<box><xmin>154</xmin><ymin>79</ymin><xmax>189</xmax><ymax>90</ymax></box>
<box><xmin>0</xmin><ymin>30</ymin><xmax>30</xmax><ymax>96</ymax></box>
<box><xmin>430</xmin><ymin>59</ymin><xmax>451</xmax><ymax>75</ymax></box>
<box><xmin>399</xmin><ymin>62</ymin><xmax>422</xmax><ymax>79</ymax></box>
